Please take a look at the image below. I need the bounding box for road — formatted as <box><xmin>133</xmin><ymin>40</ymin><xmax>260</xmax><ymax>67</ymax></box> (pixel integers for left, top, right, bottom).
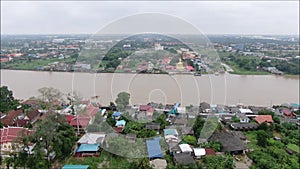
<box><xmin>221</xmin><ymin>63</ymin><xmax>234</xmax><ymax>72</ymax></box>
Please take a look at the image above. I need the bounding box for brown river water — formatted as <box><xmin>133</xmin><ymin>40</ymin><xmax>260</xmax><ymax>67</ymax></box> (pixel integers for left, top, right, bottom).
<box><xmin>1</xmin><ymin>69</ymin><xmax>299</xmax><ymax>106</ymax></box>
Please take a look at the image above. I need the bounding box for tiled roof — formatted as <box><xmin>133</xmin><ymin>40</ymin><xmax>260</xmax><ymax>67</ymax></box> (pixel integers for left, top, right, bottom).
<box><xmin>70</xmin><ymin>116</ymin><xmax>91</xmax><ymax>128</ymax></box>
<box><xmin>27</xmin><ymin>109</ymin><xmax>40</xmax><ymax>122</ymax></box>
<box><xmin>254</xmin><ymin>115</ymin><xmax>274</xmax><ymax>124</ymax></box>
<box><xmin>0</xmin><ymin>109</ymin><xmax>23</xmax><ymax>126</ymax></box>
<box><xmin>140</xmin><ymin>105</ymin><xmax>151</xmax><ymax>111</ymax></box>
<box><xmin>0</xmin><ymin>127</ymin><xmax>28</xmax><ymax>144</ymax></box>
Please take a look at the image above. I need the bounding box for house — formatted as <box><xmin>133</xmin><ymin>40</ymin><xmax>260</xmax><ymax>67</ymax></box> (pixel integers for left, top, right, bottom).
<box><xmin>0</xmin><ymin>109</ymin><xmax>23</xmax><ymax>126</ymax></box>
<box><xmin>163</xmin><ymin>129</ymin><xmax>178</xmax><ymax>137</ymax></box>
<box><xmin>173</xmin><ymin>153</ymin><xmax>195</xmax><ymax>165</ymax></box>
<box><xmin>26</xmin><ymin>109</ymin><xmax>41</xmax><ymax>124</ymax></box>
<box><xmin>181</xmin><ymin>127</ymin><xmax>194</xmax><ymax>135</ymax></box>
<box><xmin>193</xmin><ymin>148</ymin><xmax>206</xmax><ymax>159</ymax></box>
<box><xmin>112</xmin><ymin>111</ymin><xmax>122</xmax><ymax>119</ymax></box>
<box><xmin>236</xmin><ymin>113</ymin><xmax>249</xmax><ymax>123</ymax></box>
<box><xmin>230</xmin><ymin>123</ymin><xmax>258</xmax><ymax>130</ymax></box>
<box><xmin>62</xmin><ymin>165</ymin><xmax>90</xmax><ymax>169</ymax></box>
<box><xmin>0</xmin><ymin>127</ymin><xmax>30</xmax><ymax>152</ymax></box>
<box><xmin>74</xmin><ymin>144</ymin><xmax>100</xmax><ymax>157</ymax></box>
<box><xmin>239</xmin><ymin>109</ymin><xmax>253</xmax><ymax>114</ymax></box>
<box><xmin>205</xmin><ymin>148</ymin><xmax>216</xmax><ymax>156</ymax></box>
<box><xmin>115</xmin><ymin>120</ymin><xmax>126</xmax><ymax>127</ymax></box>
<box><xmin>179</xmin><ymin>144</ymin><xmax>193</xmax><ymax>154</ymax></box>
<box><xmin>69</xmin><ymin>116</ymin><xmax>91</xmax><ymax>133</ymax></box>
<box><xmin>77</xmin><ymin>133</ymin><xmax>106</xmax><ymax>145</ymax></box>
<box><xmin>208</xmin><ymin>131</ymin><xmax>247</xmax><ymax>154</ymax></box>
<box><xmin>199</xmin><ymin>102</ymin><xmax>211</xmax><ymax>113</ymax></box>
<box><xmin>23</xmin><ymin>99</ymin><xmax>41</xmax><ymax>108</ymax></box>
<box><xmin>139</xmin><ymin>105</ymin><xmax>154</xmax><ymax>117</ymax></box>
<box><xmin>167</xmin><ymin>142</ymin><xmax>181</xmax><ymax>154</ymax></box>
<box><xmin>146</xmin><ymin>137</ymin><xmax>163</xmax><ymax>159</ymax></box>
<box><xmin>254</xmin><ymin>115</ymin><xmax>274</xmax><ymax>125</ymax></box>
<box><xmin>281</xmin><ymin>109</ymin><xmax>295</xmax><ymax>118</ymax></box>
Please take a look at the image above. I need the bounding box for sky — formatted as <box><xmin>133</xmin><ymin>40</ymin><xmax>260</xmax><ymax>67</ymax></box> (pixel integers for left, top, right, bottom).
<box><xmin>1</xmin><ymin>1</ymin><xmax>299</xmax><ymax>35</ymax></box>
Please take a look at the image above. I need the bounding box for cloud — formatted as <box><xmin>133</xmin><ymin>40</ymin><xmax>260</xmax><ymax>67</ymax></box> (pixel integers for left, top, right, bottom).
<box><xmin>1</xmin><ymin>1</ymin><xmax>299</xmax><ymax>35</ymax></box>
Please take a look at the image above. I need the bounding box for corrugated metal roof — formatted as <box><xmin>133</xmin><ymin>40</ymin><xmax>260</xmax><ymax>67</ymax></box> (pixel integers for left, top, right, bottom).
<box><xmin>146</xmin><ymin>137</ymin><xmax>163</xmax><ymax>158</ymax></box>
<box><xmin>76</xmin><ymin>144</ymin><xmax>99</xmax><ymax>152</ymax></box>
<box><xmin>62</xmin><ymin>165</ymin><xmax>89</xmax><ymax>169</ymax></box>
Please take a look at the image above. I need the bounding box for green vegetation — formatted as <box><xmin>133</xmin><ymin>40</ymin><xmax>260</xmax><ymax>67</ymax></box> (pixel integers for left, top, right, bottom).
<box><xmin>10</xmin><ymin>114</ymin><xmax>77</xmax><ymax>169</ymax></box>
<box><xmin>219</xmin><ymin>51</ymin><xmax>299</xmax><ymax>75</ymax></box>
<box><xmin>1</xmin><ymin>57</ymin><xmax>76</xmax><ymax>70</ymax></box>
<box><xmin>245</xmin><ymin>120</ymin><xmax>299</xmax><ymax>169</ymax></box>
<box><xmin>203</xmin><ymin>155</ymin><xmax>234</xmax><ymax>169</ymax></box>
<box><xmin>182</xmin><ymin>135</ymin><xmax>197</xmax><ymax>146</ymax></box>
<box><xmin>115</xmin><ymin>92</ymin><xmax>130</xmax><ymax>111</ymax></box>
<box><xmin>0</xmin><ymin>86</ymin><xmax>19</xmax><ymax>113</ymax></box>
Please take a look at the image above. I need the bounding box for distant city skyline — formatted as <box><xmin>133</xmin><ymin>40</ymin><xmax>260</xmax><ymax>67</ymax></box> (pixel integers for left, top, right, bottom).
<box><xmin>1</xmin><ymin>1</ymin><xmax>299</xmax><ymax>35</ymax></box>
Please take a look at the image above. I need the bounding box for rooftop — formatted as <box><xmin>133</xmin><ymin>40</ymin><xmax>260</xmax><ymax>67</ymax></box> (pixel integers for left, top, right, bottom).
<box><xmin>76</xmin><ymin>144</ymin><xmax>99</xmax><ymax>152</ymax></box>
<box><xmin>146</xmin><ymin>137</ymin><xmax>163</xmax><ymax>158</ymax></box>
<box><xmin>62</xmin><ymin>165</ymin><xmax>89</xmax><ymax>169</ymax></box>
<box><xmin>254</xmin><ymin>115</ymin><xmax>274</xmax><ymax>124</ymax></box>
<box><xmin>77</xmin><ymin>133</ymin><xmax>106</xmax><ymax>145</ymax></box>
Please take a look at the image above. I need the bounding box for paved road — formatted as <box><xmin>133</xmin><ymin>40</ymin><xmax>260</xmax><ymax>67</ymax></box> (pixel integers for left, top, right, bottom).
<box><xmin>221</xmin><ymin>63</ymin><xmax>234</xmax><ymax>72</ymax></box>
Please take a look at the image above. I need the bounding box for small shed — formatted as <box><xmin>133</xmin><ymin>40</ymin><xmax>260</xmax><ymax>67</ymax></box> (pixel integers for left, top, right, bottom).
<box><xmin>193</xmin><ymin>148</ymin><xmax>206</xmax><ymax>159</ymax></box>
<box><xmin>179</xmin><ymin>144</ymin><xmax>193</xmax><ymax>154</ymax></box>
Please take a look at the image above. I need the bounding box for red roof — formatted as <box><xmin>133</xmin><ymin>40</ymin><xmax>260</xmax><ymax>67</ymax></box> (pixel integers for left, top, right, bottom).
<box><xmin>15</xmin><ymin>119</ymin><xmax>29</xmax><ymax>127</ymax></box>
<box><xmin>86</xmin><ymin>104</ymin><xmax>99</xmax><ymax>118</ymax></box>
<box><xmin>0</xmin><ymin>109</ymin><xmax>23</xmax><ymax>126</ymax></box>
<box><xmin>23</xmin><ymin>99</ymin><xmax>40</xmax><ymax>105</ymax></box>
<box><xmin>205</xmin><ymin>148</ymin><xmax>216</xmax><ymax>156</ymax></box>
<box><xmin>70</xmin><ymin>116</ymin><xmax>91</xmax><ymax>128</ymax></box>
<box><xmin>0</xmin><ymin>127</ymin><xmax>28</xmax><ymax>144</ymax></box>
<box><xmin>27</xmin><ymin>109</ymin><xmax>40</xmax><ymax>122</ymax></box>
<box><xmin>0</xmin><ymin>58</ymin><xmax>9</xmax><ymax>63</ymax></box>
<box><xmin>113</xmin><ymin>127</ymin><xmax>124</xmax><ymax>133</ymax></box>
<box><xmin>254</xmin><ymin>115</ymin><xmax>274</xmax><ymax>124</ymax></box>
<box><xmin>281</xmin><ymin>109</ymin><xmax>293</xmax><ymax>116</ymax></box>
<box><xmin>139</xmin><ymin>105</ymin><xmax>151</xmax><ymax>111</ymax></box>
<box><xmin>65</xmin><ymin>115</ymin><xmax>76</xmax><ymax>123</ymax></box>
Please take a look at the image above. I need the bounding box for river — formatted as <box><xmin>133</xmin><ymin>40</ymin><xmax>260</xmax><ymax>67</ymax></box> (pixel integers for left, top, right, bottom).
<box><xmin>0</xmin><ymin>69</ymin><xmax>299</xmax><ymax>106</ymax></box>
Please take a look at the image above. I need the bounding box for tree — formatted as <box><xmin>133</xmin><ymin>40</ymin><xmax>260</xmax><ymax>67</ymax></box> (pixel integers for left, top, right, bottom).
<box><xmin>193</xmin><ymin>115</ymin><xmax>205</xmax><ymax>139</ymax></box>
<box><xmin>256</xmin><ymin>130</ymin><xmax>270</xmax><ymax>147</ymax></box>
<box><xmin>14</xmin><ymin>114</ymin><xmax>76</xmax><ymax>168</ymax></box>
<box><xmin>0</xmin><ymin>86</ymin><xmax>19</xmax><ymax>113</ymax></box>
<box><xmin>182</xmin><ymin>135</ymin><xmax>197</xmax><ymax>146</ymax></box>
<box><xmin>38</xmin><ymin>87</ymin><xmax>62</xmax><ymax>103</ymax></box>
<box><xmin>115</xmin><ymin>92</ymin><xmax>130</xmax><ymax>111</ymax></box>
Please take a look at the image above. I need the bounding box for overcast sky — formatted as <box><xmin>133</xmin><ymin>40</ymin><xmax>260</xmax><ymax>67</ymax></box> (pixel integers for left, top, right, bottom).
<box><xmin>1</xmin><ymin>1</ymin><xmax>299</xmax><ymax>35</ymax></box>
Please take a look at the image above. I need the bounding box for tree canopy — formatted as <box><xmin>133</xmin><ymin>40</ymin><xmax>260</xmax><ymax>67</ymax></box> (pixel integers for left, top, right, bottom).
<box><xmin>0</xmin><ymin>86</ymin><xmax>19</xmax><ymax>113</ymax></box>
<box><xmin>115</xmin><ymin>92</ymin><xmax>130</xmax><ymax>111</ymax></box>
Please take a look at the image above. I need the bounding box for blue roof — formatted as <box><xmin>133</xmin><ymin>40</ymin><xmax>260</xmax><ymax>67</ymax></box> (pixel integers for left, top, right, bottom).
<box><xmin>174</xmin><ymin>102</ymin><xmax>180</xmax><ymax>109</ymax></box>
<box><xmin>163</xmin><ymin>129</ymin><xmax>178</xmax><ymax>136</ymax></box>
<box><xmin>112</xmin><ymin>111</ymin><xmax>122</xmax><ymax>117</ymax></box>
<box><xmin>290</xmin><ymin>103</ymin><xmax>300</xmax><ymax>108</ymax></box>
<box><xmin>146</xmin><ymin>137</ymin><xmax>163</xmax><ymax>158</ymax></box>
<box><xmin>62</xmin><ymin>165</ymin><xmax>89</xmax><ymax>169</ymax></box>
<box><xmin>115</xmin><ymin>120</ymin><xmax>126</xmax><ymax>126</ymax></box>
<box><xmin>76</xmin><ymin>144</ymin><xmax>99</xmax><ymax>152</ymax></box>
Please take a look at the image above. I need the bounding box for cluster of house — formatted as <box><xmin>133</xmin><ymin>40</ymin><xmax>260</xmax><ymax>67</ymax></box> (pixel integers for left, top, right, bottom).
<box><xmin>0</xmin><ymin>99</ymin><xmax>101</xmax><ymax>154</ymax></box>
<box><xmin>1</xmin><ymin>38</ymin><xmax>82</xmax><ymax>63</ymax></box>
